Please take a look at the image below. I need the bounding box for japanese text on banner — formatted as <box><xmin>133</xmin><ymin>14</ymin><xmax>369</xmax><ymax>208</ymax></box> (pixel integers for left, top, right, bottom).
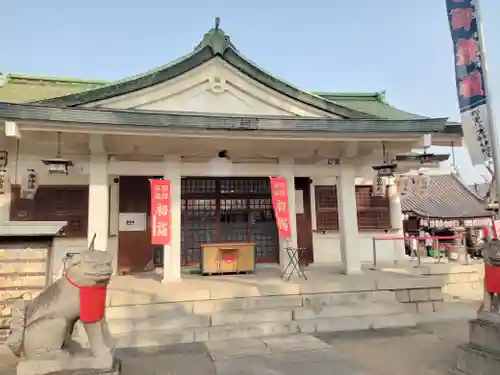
<box><xmin>150</xmin><ymin>179</ymin><xmax>172</xmax><ymax>245</ymax></box>
<box><xmin>445</xmin><ymin>0</ymin><xmax>492</xmax><ymax>164</ymax></box>
<box><xmin>269</xmin><ymin>177</ymin><xmax>292</xmax><ymax>239</ymax></box>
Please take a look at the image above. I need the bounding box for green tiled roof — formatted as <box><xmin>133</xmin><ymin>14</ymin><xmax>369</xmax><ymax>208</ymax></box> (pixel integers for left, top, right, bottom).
<box><xmin>0</xmin><ymin>74</ymin><xmax>432</xmax><ymax>121</ymax></box>
<box><xmin>315</xmin><ymin>92</ymin><xmax>425</xmax><ymax>120</ymax></box>
<box><xmin>0</xmin><ymin>73</ymin><xmax>108</xmax><ymax>103</ymax></box>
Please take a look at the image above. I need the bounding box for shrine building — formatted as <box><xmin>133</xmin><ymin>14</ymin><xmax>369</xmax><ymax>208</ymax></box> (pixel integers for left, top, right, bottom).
<box><xmin>0</xmin><ymin>22</ymin><xmax>462</xmax><ymax>280</ymax></box>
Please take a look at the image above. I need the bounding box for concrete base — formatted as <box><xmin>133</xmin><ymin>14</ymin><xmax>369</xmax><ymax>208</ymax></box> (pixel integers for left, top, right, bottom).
<box><xmin>455</xmin><ymin>344</ymin><xmax>500</xmax><ymax>375</ymax></box>
<box><xmin>16</xmin><ymin>354</ymin><xmax>120</xmax><ymax>375</ymax></box>
<box><xmin>453</xmin><ymin>314</ymin><xmax>500</xmax><ymax>375</ymax></box>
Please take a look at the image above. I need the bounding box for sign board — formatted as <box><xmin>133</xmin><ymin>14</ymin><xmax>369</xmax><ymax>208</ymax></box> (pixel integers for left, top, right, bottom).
<box><xmin>270</xmin><ymin>177</ymin><xmax>291</xmax><ymax>239</ymax></box>
<box><xmin>119</xmin><ymin>213</ymin><xmax>147</xmax><ymax>232</ymax></box>
<box><xmin>150</xmin><ymin>179</ymin><xmax>172</xmax><ymax>245</ymax></box>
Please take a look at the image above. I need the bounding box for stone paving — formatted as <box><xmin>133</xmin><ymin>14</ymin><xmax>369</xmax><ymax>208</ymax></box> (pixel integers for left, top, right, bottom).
<box><xmin>318</xmin><ymin>321</ymin><xmax>469</xmax><ymax>375</ymax></box>
<box><xmin>0</xmin><ymin>320</ymin><xmax>470</xmax><ymax>375</ymax></box>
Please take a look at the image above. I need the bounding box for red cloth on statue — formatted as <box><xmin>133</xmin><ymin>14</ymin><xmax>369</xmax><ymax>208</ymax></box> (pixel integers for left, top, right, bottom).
<box><xmin>485</xmin><ymin>264</ymin><xmax>500</xmax><ymax>294</ymax></box>
<box><xmin>66</xmin><ymin>273</ymin><xmax>108</xmax><ymax>323</ymax></box>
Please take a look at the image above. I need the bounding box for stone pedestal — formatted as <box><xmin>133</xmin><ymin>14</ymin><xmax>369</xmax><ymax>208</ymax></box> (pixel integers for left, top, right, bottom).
<box><xmin>454</xmin><ymin>312</ymin><xmax>500</xmax><ymax>375</ymax></box>
<box><xmin>16</xmin><ymin>352</ymin><xmax>121</xmax><ymax>375</ymax></box>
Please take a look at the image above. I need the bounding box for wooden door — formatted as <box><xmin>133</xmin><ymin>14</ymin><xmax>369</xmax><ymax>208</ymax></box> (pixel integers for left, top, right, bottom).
<box><xmin>294</xmin><ymin>177</ymin><xmax>314</xmax><ymax>264</ymax></box>
<box><xmin>117</xmin><ymin>176</ymin><xmax>155</xmax><ymax>274</ymax></box>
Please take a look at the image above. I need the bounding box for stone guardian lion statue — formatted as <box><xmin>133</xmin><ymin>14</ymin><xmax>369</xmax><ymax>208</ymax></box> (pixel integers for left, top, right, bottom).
<box><xmin>6</xmin><ymin>248</ymin><xmax>114</xmax><ymax>360</ymax></box>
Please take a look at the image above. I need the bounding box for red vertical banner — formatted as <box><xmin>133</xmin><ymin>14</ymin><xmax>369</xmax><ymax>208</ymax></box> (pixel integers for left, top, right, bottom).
<box><xmin>150</xmin><ymin>179</ymin><xmax>172</xmax><ymax>245</ymax></box>
<box><xmin>270</xmin><ymin>177</ymin><xmax>291</xmax><ymax>239</ymax></box>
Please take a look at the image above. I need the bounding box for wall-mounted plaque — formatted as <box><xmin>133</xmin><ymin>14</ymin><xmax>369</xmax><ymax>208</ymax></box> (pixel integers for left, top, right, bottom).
<box><xmin>119</xmin><ymin>213</ymin><xmax>147</xmax><ymax>232</ymax></box>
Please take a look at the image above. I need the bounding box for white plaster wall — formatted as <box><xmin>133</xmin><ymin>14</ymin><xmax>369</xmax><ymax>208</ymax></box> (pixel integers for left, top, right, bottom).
<box><xmin>312</xmin><ymin>232</ymin><xmax>397</xmax><ymax>264</ymax></box>
<box><xmin>13</xmin><ymin>153</ymin><xmax>90</xmax><ymax>185</ymax></box>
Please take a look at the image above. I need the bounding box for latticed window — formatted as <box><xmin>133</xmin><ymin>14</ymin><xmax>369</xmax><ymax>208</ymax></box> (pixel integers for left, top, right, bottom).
<box><xmin>10</xmin><ymin>186</ymin><xmax>89</xmax><ymax>237</ymax></box>
<box><xmin>315</xmin><ymin>185</ymin><xmax>391</xmax><ymax>231</ymax></box>
<box><xmin>181</xmin><ymin>177</ymin><xmax>278</xmax><ymax>264</ymax></box>
<box><xmin>315</xmin><ymin>186</ymin><xmax>339</xmax><ymax>231</ymax></box>
<box><xmin>355</xmin><ymin>186</ymin><xmax>391</xmax><ymax>230</ymax></box>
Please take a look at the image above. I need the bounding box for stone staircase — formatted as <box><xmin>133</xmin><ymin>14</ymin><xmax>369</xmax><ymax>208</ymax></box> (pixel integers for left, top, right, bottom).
<box><xmin>75</xmin><ymin>290</ymin><xmax>415</xmax><ymax>349</ymax></box>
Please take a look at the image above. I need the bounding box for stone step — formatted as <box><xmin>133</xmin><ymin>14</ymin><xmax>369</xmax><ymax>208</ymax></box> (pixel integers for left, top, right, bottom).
<box><xmin>293</xmin><ymin>301</ymin><xmax>405</xmax><ymax>320</ymax></box>
<box><xmin>106</xmin><ymin>301</ymin><xmax>194</xmax><ymax>320</ymax></box>
<box><xmin>211</xmin><ymin>307</ymin><xmax>293</xmax><ymax>326</ymax></box>
<box><xmin>105</xmin><ymin>300</ymin><xmax>405</xmax><ymax>334</ymax></box>
<box><xmin>469</xmin><ymin>318</ymin><xmax>500</xmax><ymax>353</ymax></box>
<box><xmin>456</xmin><ymin>343</ymin><xmax>500</xmax><ymax>375</ymax></box>
<box><xmin>107</xmin><ymin>313</ymin><xmax>210</xmax><ymax>335</ymax></box>
<box><xmin>105</xmin><ymin>290</ymin><xmax>397</xmax><ymax>320</ymax></box>
<box><xmin>302</xmin><ymin>290</ymin><xmax>396</xmax><ymax>307</ymax></box>
<box><xmin>109</xmin><ymin>312</ymin><xmax>415</xmax><ymax>349</ymax></box>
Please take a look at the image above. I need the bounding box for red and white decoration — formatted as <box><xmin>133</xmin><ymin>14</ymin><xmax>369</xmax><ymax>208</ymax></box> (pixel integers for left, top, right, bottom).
<box><xmin>150</xmin><ymin>179</ymin><xmax>172</xmax><ymax>245</ymax></box>
<box><xmin>269</xmin><ymin>177</ymin><xmax>292</xmax><ymax>239</ymax></box>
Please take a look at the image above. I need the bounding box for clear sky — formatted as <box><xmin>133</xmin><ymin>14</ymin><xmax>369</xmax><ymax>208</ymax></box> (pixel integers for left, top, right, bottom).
<box><xmin>2</xmin><ymin>0</ymin><xmax>500</xmax><ymax>184</ymax></box>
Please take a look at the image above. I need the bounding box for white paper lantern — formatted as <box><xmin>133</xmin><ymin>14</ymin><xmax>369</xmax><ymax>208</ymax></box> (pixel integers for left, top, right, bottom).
<box><xmin>371</xmin><ymin>175</ymin><xmax>386</xmax><ymax>197</ymax></box>
<box><xmin>396</xmin><ymin>175</ymin><xmax>412</xmax><ymax>195</ymax></box>
<box><xmin>20</xmin><ymin>169</ymin><xmax>39</xmax><ymax>200</ymax></box>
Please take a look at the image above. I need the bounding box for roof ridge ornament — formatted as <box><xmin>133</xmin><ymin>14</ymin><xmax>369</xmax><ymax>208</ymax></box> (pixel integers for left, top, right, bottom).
<box><xmin>195</xmin><ymin>17</ymin><xmax>233</xmax><ymax>55</ymax></box>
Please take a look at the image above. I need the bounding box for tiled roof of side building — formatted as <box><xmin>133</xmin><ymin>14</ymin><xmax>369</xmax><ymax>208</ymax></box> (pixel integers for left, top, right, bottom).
<box><xmin>314</xmin><ymin>92</ymin><xmax>426</xmax><ymax>120</ymax></box>
<box><xmin>0</xmin><ymin>73</ymin><xmax>108</xmax><ymax>103</ymax></box>
<box><xmin>401</xmin><ymin>173</ymin><xmax>491</xmax><ymax>219</ymax></box>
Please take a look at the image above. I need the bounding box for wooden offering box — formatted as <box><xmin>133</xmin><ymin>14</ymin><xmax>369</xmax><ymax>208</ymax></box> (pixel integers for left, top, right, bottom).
<box><xmin>200</xmin><ymin>242</ymin><xmax>255</xmax><ymax>275</ymax></box>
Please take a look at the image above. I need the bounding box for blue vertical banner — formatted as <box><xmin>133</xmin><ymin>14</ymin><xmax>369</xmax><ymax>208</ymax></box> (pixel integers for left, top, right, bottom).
<box><xmin>446</xmin><ymin>0</ymin><xmax>492</xmax><ymax>165</ymax></box>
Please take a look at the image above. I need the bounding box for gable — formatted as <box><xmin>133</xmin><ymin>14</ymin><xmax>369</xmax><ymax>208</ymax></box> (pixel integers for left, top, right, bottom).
<box><xmin>83</xmin><ymin>58</ymin><xmax>335</xmax><ymax>117</ymax></box>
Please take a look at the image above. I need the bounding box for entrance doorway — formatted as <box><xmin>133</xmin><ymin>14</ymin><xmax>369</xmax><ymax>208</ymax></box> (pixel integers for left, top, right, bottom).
<box><xmin>116</xmin><ymin>176</ymin><xmax>314</xmax><ymax>274</ymax></box>
<box><xmin>181</xmin><ymin>177</ymin><xmax>279</xmax><ymax>265</ymax></box>
<box><xmin>295</xmin><ymin>177</ymin><xmax>314</xmax><ymax>264</ymax></box>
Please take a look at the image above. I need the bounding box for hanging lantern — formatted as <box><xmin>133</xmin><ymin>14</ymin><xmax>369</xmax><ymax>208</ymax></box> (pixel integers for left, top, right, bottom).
<box><xmin>41</xmin><ymin>132</ymin><xmax>73</xmax><ymax>175</ymax></box>
<box><xmin>371</xmin><ymin>175</ymin><xmax>386</xmax><ymax>197</ymax></box>
<box><xmin>0</xmin><ymin>168</ymin><xmax>9</xmax><ymax>195</ymax></box>
<box><xmin>415</xmin><ymin>173</ymin><xmax>430</xmax><ymax>194</ymax></box>
<box><xmin>41</xmin><ymin>157</ymin><xmax>73</xmax><ymax>175</ymax></box>
<box><xmin>20</xmin><ymin>168</ymin><xmax>39</xmax><ymax>200</ymax></box>
<box><xmin>372</xmin><ymin>164</ymin><xmax>397</xmax><ymax>177</ymax></box>
<box><xmin>395</xmin><ymin>175</ymin><xmax>412</xmax><ymax>195</ymax></box>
